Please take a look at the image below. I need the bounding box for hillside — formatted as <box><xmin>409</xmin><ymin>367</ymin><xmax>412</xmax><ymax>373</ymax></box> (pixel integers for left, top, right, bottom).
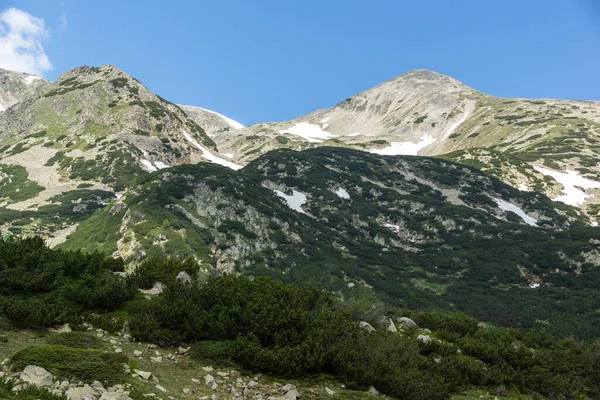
<box><xmin>1</xmin><ymin>238</ymin><xmax>599</xmax><ymax>400</ymax></box>
<box><xmin>0</xmin><ymin>65</ymin><xmax>240</xmax><ymax>243</ymax></box>
<box><xmin>0</xmin><ymin>68</ymin><xmax>49</xmax><ymax>111</ymax></box>
<box><xmin>57</xmin><ymin>147</ymin><xmax>600</xmax><ymax>339</ymax></box>
<box><xmin>210</xmin><ymin>70</ymin><xmax>600</xmax><ymax>216</ymax></box>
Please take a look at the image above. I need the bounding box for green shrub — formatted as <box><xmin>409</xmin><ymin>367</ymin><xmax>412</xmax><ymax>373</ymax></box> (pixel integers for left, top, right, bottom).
<box><xmin>46</xmin><ymin>332</ymin><xmax>103</xmax><ymax>349</ymax></box>
<box><xmin>0</xmin><ymin>378</ymin><xmax>66</xmax><ymax>400</ymax></box>
<box><xmin>10</xmin><ymin>346</ymin><xmax>128</xmax><ymax>385</ymax></box>
<box><xmin>189</xmin><ymin>340</ymin><xmax>235</xmax><ymax>363</ymax></box>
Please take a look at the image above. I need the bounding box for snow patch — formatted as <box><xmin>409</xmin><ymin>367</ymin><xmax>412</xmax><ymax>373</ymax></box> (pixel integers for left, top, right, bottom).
<box><xmin>197</xmin><ymin>107</ymin><xmax>244</xmax><ymax>129</ymax></box>
<box><xmin>279</xmin><ymin>122</ymin><xmax>337</xmax><ymax>143</ymax></box>
<box><xmin>273</xmin><ymin>190</ymin><xmax>307</xmax><ymax>213</ymax></box>
<box><xmin>518</xmin><ymin>184</ymin><xmax>529</xmax><ymax>191</ymax></box>
<box><xmin>529</xmin><ymin>283</ymin><xmax>540</xmax><ymax>289</ymax></box>
<box><xmin>321</xmin><ymin>117</ymin><xmax>330</xmax><ymax>124</ymax></box>
<box><xmin>495</xmin><ymin>198</ymin><xmax>538</xmax><ymax>227</ymax></box>
<box><xmin>182</xmin><ymin>131</ymin><xmax>243</xmax><ymax>170</ymax></box>
<box><xmin>384</xmin><ymin>223</ymin><xmax>401</xmax><ymax>232</ymax></box>
<box><xmin>335</xmin><ymin>188</ymin><xmax>350</xmax><ymax>199</ymax></box>
<box><xmin>222</xmin><ymin>153</ymin><xmax>234</xmax><ymax>159</ymax></box>
<box><xmin>154</xmin><ymin>161</ymin><xmax>169</xmax><ymax>170</ymax></box>
<box><xmin>0</xmin><ymin>103</ymin><xmax>5</xmax><ymax>112</ymax></box>
<box><xmin>442</xmin><ymin>110</ymin><xmax>470</xmax><ymax>140</ymax></box>
<box><xmin>368</xmin><ymin>135</ymin><xmax>435</xmax><ymax>156</ymax></box>
<box><xmin>534</xmin><ymin>167</ymin><xmax>600</xmax><ymax>206</ymax></box>
<box><xmin>141</xmin><ymin>159</ymin><xmax>157</xmax><ymax>172</ymax></box>
<box><xmin>348</xmin><ymin>132</ymin><xmax>374</xmax><ymax>137</ymax></box>
<box><xmin>23</xmin><ymin>75</ymin><xmax>42</xmax><ymax>85</ymax></box>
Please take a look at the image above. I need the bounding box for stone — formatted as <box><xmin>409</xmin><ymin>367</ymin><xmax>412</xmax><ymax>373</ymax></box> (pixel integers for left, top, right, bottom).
<box><xmin>248</xmin><ymin>380</ymin><xmax>258</xmax><ymax>388</ymax></box>
<box><xmin>202</xmin><ymin>366</ymin><xmax>213</xmax><ymax>372</ymax></box>
<box><xmin>49</xmin><ymin>323</ymin><xmax>72</xmax><ymax>333</ymax></box>
<box><xmin>395</xmin><ymin>316</ymin><xmax>419</xmax><ymax>328</ymax></box>
<box><xmin>229</xmin><ymin>370</ymin><xmax>240</xmax><ymax>377</ymax></box>
<box><xmin>191</xmin><ymin>378</ymin><xmax>200</xmax><ymax>384</ymax></box>
<box><xmin>358</xmin><ymin>321</ymin><xmax>376</xmax><ymax>332</ymax></box>
<box><xmin>204</xmin><ymin>374</ymin><xmax>215</xmax><ymax>385</ymax></box>
<box><xmin>133</xmin><ymin>370</ymin><xmax>152</xmax><ymax>380</ymax></box>
<box><xmin>139</xmin><ymin>282</ymin><xmax>166</xmax><ymax>295</ymax></box>
<box><xmin>182</xmin><ymin>388</ymin><xmax>194</xmax><ymax>395</ymax></box>
<box><xmin>175</xmin><ymin>271</ymin><xmax>192</xmax><ymax>284</ymax></box>
<box><xmin>325</xmin><ymin>386</ymin><xmax>335</xmax><ymax>395</ymax></box>
<box><xmin>66</xmin><ymin>385</ymin><xmax>99</xmax><ymax>400</ymax></box>
<box><xmin>386</xmin><ymin>318</ymin><xmax>398</xmax><ymax>332</ymax></box>
<box><xmin>155</xmin><ymin>385</ymin><xmax>166</xmax><ymax>392</ymax></box>
<box><xmin>177</xmin><ymin>346</ymin><xmax>189</xmax><ymax>355</ymax></box>
<box><xmin>133</xmin><ymin>350</ymin><xmax>143</xmax><ymax>357</ymax></box>
<box><xmin>20</xmin><ymin>365</ymin><xmax>53</xmax><ymax>388</ymax></box>
<box><xmin>280</xmin><ymin>384</ymin><xmax>296</xmax><ymax>393</ymax></box>
<box><xmin>417</xmin><ymin>334</ymin><xmax>431</xmax><ymax>344</ymax></box>
<box><xmin>150</xmin><ymin>356</ymin><xmax>162</xmax><ymax>363</ymax></box>
<box><xmin>284</xmin><ymin>390</ymin><xmax>300</xmax><ymax>400</ymax></box>
<box><xmin>115</xmin><ymin>348</ymin><xmax>123</xmax><ymax>354</ymax></box>
<box><xmin>367</xmin><ymin>385</ymin><xmax>379</xmax><ymax>396</ymax></box>
<box><xmin>99</xmin><ymin>392</ymin><xmax>131</xmax><ymax>400</ymax></box>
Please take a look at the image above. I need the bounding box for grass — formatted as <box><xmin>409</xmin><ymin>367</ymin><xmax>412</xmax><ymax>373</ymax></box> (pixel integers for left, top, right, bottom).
<box><xmin>10</xmin><ymin>345</ymin><xmax>129</xmax><ymax>385</ymax></box>
<box><xmin>0</xmin><ymin>164</ymin><xmax>45</xmax><ymax>203</ymax></box>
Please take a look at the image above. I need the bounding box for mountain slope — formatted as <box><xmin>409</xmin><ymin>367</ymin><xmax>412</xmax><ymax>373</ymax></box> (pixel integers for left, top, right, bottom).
<box><xmin>0</xmin><ymin>68</ymin><xmax>49</xmax><ymax>111</ymax></box>
<box><xmin>59</xmin><ymin>147</ymin><xmax>600</xmax><ymax>339</ymax></box>
<box><xmin>0</xmin><ymin>65</ymin><xmax>240</xmax><ymax>242</ymax></box>
<box><xmin>180</xmin><ymin>104</ymin><xmax>244</xmax><ymax>136</ymax></box>
<box><xmin>210</xmin><ymin>70</ymin><xmax>600</xmax><ymax>214</ymax></box>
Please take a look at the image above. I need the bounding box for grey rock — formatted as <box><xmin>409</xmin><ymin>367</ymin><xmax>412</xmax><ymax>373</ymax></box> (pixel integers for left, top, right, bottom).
<box><xmin>99</xmin><ymin>392</ymin><xmax>132</xmax><ymax>400</ymax></box>
<box><xmin>20</xmin><ymin>365</ymin><xmax>53</xmax><ymax>388</ymax></box>
<box><xmin>133</xmin><ymin>370</ymin><xmax>152</xmax><ymax>380</ymax></box>
<box><xmin>66</xmin><ymin>385</ymin><xmax>99</xmax><ymax>400</ymax></box>
<box><xmin>367</xmin><ymin>385</ymin><xmax>380</xmax><ymax>396</ymax></box>
<box><xmin>175</xmin><ymin>271</ymin><xmax>192</xmax><ymax>284</ymax></box>
<box><xmin>417</xmin><ymin>334</ymin><xmax>431</xmax><ymax>344</ymax></box>
<box><xmin>395</xmin><ymin>316</ymin><xmax>419</xmax><ymax>328</ymax></box>
<box><xmin>358</xmin><ymin>321</ymin><xmax>376</xmax><ymax>332</ymax></box>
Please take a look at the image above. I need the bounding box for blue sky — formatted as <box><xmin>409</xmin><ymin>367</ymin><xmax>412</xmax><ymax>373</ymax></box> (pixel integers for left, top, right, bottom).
<box><xmin>1</xmin><ymin>0</ymin><xmax>599</xmax><ymax>125</ymax></box>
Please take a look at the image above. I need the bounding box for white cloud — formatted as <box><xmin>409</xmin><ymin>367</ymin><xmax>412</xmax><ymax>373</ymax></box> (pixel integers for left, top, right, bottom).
<box><xmin>60</xmin><ymin>13</ymin><xmax>67</xmax><ymax>29</ymax></box>
<box><xmin>0</xmin><ymin>8</ymin><xmax>52</xmax><ymax>75</ymax></box>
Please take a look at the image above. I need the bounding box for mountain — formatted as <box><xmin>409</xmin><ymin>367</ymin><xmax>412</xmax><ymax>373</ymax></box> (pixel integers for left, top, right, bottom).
<box><xmin>180</xmin><ymin>104</ymin><xmax>244</xmax><ymax>136</ymax></box>
<box><xmin>1</xmin><ymin>64</ymin><xmax>600</xmax><ymax>340</ymax></box>
<box><xmin>0</xmin><ymin>65</ymin><xmax>244</xmax><ymax>242</ymax></box>
<box><xmin>210</xmin><ymin>70</ymin><xmax>600</xmax><ymax>217</ymax></box>
<box><xmin>57</xmin><ymin>147</ymin><xmax>600</xmax><ymax>339</ymax></box>
<box><xmin>0</xmin><ymin>68</ymin><xmax>49</xmax><ymax>111</ymax></box>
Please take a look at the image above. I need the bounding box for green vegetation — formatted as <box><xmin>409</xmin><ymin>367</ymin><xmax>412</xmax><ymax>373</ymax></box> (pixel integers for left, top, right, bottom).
<box><xmin>0</xmin><ymin>378</ymin><xmax>65</xmax><ymax>400</ymax></box>
<box><xmin>0</xmin><ymin>164</ymin><xmax>45</xmax><ymax>203</ymax></box>
<box><xmin>1</xmin><ymin>238</ymin><xmax>599</xmax><ymax>399</ymax></box>
<box><xmin>11</xmin><ymin>346</ymin><xmax>128</xmax><ymax>385</ymax></box>
<box><xmin>414</xmin><ymin>114</ymin><xmax>428</xmax><ymax>124</ymax></box>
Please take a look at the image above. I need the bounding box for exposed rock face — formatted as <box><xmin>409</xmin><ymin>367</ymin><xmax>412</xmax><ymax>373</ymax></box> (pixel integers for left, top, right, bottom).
<box><xmin>0</xmin><ymin>68</ymin><xmax>49</xmax><ymax>112</ymax></box>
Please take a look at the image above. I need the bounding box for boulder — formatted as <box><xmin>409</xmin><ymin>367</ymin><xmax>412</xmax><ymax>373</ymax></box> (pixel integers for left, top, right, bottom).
<box><xmin>358</xmin><ymin>321</ymin><xmax>375</xmax><ymax>332</ymax></box>
<box><xmin>20</xmin><ymin>365</ymin><xmax>53</xmax><ymax>388</ymax></box>
<box><xmin>99</xmin><ymin>392</ymin><xmax>131</xmax><ymax>400</ymax></box>
<box><xmin>395</xmin><ymin>317</ymin><xmax>418</xmax><ymax>328</ymax></box>
<box><xmin>367</xmin><ymin>385</ymin><xmax>380</xmax><ymax>396</ymax></box>
<box><xmin>325</xmin><ymin>386</ymin><xmax>335</xmax><ymax>395</ymax></box>
<box><xmin>66</xmin><ymin>385</ymin><xmax>99</xmax><ymax>400</ymax></box>
<box><xmin>417</xmin><ymin>334</ymin><xmax>431</xmax><ymax>344</ymax></box>
<box><xmin>133</xmin><ymin>370</ymin><xmax>152</xmax><ymax>380</ymax></box>
<box><xmin>175</xmin><ymin>271</ymin><xmax>192</xmax><ymax>284</ymax></box>
<box><xmin>204</xmin><ymin>374</ymin><xmax>215</xmax><ymax>385</ymax></box>
<box><xmin>139</xmin><ymin>282</ymin><xmax>166</xmax><ymax>295</ymax></box>
<box><xmin>386</xmin><ymin>318</ymin><xmax>398</xmax><ymax>333</ymax></box>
